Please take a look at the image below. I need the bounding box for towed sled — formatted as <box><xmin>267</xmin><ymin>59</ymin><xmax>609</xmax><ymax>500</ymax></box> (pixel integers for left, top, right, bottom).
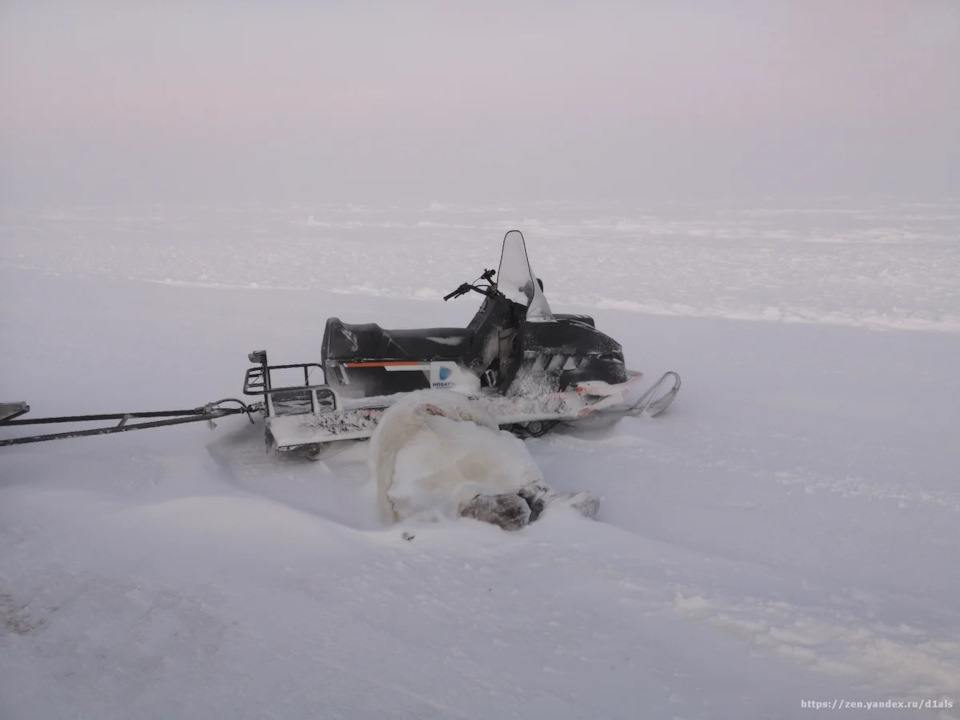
<box><xmin>243</xmin><ymin>231</ymin><xmax>680</xmax><ymax>454</ymax></box>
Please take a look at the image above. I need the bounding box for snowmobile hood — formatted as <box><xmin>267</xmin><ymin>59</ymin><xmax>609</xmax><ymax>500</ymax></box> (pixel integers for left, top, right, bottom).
<box><xmin>498</xmin><ymin>230</ymin><xmax>553</xmax><ymax>320</ymax></box>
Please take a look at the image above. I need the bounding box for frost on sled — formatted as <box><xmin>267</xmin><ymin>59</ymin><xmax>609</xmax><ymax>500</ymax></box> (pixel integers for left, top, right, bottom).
<box><xmin>243</xmin><ymin>230</ymin><xmax>681</xmax><ymax>455</ymax></box>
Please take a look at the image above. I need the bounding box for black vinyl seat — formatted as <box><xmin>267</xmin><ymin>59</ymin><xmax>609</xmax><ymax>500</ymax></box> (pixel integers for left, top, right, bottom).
<box><xmin>323</xmin><ymin>317</ymin><xmax>470</xmax><ymax>362</ymax></box>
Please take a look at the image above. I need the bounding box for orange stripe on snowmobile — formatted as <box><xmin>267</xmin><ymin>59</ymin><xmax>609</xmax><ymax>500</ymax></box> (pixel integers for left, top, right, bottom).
<box><xmin>343</xmin><ymin>361</ymin><xmax>424</xmax><ymax>368</ymax></box>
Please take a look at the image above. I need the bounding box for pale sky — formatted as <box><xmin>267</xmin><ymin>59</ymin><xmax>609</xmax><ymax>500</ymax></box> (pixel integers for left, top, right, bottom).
<box><xmin>1</xmin><ymin>0</ymin><xmax>958</xmax><ymax>204</ymax></box>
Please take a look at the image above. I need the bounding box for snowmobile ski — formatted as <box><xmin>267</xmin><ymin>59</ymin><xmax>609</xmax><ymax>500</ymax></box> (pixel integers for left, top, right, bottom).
<box><xmin>619</xmin><ymin>370</ymin><xmax>682</xmax><ymax>418</ymax></box>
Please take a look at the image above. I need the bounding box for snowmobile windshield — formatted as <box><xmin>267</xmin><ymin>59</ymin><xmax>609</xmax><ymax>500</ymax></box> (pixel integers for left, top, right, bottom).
<box><xmin>497</xmin><ymin>230</ymin><xmax>553</xmax><ymax>320</ymax></box>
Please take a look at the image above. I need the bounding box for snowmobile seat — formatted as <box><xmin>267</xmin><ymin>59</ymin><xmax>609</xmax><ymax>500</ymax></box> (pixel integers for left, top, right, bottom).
<box><xmin>323</xmin><ymin>317</ymin><xmax>470</xmax><ymax>362</ymax></box>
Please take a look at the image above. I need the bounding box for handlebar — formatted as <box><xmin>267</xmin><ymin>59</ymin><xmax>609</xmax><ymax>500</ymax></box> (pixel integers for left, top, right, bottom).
<box><xmin>443</xmin><ymin>269</ymin><xmax>498</xmax><ymax>302</ymax></box>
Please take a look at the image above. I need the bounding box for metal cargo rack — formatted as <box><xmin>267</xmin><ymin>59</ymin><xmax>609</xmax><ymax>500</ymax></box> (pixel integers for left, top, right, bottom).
<box><xmin>243</xmin><ymin>350</ymin><xmax>338</xmax><ymax>418</ymax></box>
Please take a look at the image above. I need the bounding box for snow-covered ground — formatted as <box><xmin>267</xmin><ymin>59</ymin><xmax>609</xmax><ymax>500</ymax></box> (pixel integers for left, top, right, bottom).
<box><xmin>1</xmin><ymin>200</ymin><xmax>959</xmax><ymax>719</ymax></box>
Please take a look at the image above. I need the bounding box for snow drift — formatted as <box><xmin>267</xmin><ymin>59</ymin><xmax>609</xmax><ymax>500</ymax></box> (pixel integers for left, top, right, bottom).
<box><xmin>3</xmin><ymin>200</ymin><xmax>959</xmax><ymax>719</ymax></box>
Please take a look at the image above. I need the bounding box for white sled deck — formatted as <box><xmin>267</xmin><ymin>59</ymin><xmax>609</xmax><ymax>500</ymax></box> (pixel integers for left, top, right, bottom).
<box><xmin>263</xmin><ymin>386</ymin><xmax>620</xmax><ymax>451</ymax></box>
<box><xmin>246</xmin><ymin>358</ymin><xmax>679</xmax><ymax>452</ymax></box>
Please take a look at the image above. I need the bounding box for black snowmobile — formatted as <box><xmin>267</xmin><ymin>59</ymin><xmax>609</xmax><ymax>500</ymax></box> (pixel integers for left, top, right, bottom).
<box><xmin>243</xmin><ymin>230</ymin><xmax>680</xmax><ymax>453</ymax></box>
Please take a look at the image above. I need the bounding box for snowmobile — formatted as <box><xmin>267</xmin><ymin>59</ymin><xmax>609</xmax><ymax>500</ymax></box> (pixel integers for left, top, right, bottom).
<box><xmin>242</xmin><ymin>230</ymin><xmax>680</xmax><ymax>454</ymax></box>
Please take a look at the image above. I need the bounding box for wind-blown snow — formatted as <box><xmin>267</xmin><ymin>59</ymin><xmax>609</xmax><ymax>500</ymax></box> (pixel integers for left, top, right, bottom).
<box><xmin>1</xmin><ymin>200</ymin><xmax>959</xmax><ymax>719</ymax></box>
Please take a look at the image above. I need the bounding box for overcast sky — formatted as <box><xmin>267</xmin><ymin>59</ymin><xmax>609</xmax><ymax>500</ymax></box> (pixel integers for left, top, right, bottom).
<box><xmin>1</xmin><ymin>1</ymin><xmax>957</xmax><ymax>204</ymax></box>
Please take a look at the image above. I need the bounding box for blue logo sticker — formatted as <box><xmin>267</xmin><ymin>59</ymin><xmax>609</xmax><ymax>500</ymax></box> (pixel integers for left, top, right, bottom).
<box><xmin>438</xmin><ymin>366</ymin><xmax>451</xmax><ymax>381</ymax></box>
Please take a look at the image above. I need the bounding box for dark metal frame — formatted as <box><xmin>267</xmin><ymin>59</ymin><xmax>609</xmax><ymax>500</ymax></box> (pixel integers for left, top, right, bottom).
<box><xmin>0</xmin><ymin>402</ymin><xmax>30</xmax><ymax>423</ymax></box>
<box><xmin>243</xmin><ymin>350</ymin><xmax>336</xmax><ymax>418</ymax></box>
<box><xmin>0</xmin><ymin>399</ymin><xmax>257</xmax><ymax>447</ymax></box>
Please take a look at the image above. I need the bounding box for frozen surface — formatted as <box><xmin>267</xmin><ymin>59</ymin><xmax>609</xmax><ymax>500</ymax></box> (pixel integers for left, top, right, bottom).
<box><xmin>2</xmin><ymin>199</ymin><xmax>958</xmax><ymax>331</ymax></box>
<box><xmin>1</xmin><ymin>201</ymin><xmax>959</xmax><ymax>719</ymax></box>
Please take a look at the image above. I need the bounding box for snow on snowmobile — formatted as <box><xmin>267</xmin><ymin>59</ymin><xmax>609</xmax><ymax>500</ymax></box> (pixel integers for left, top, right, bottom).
<box><xmin>242</xmin><ymin>230</ymin><xmax>680</xmax><ymax>454</ymax></box>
